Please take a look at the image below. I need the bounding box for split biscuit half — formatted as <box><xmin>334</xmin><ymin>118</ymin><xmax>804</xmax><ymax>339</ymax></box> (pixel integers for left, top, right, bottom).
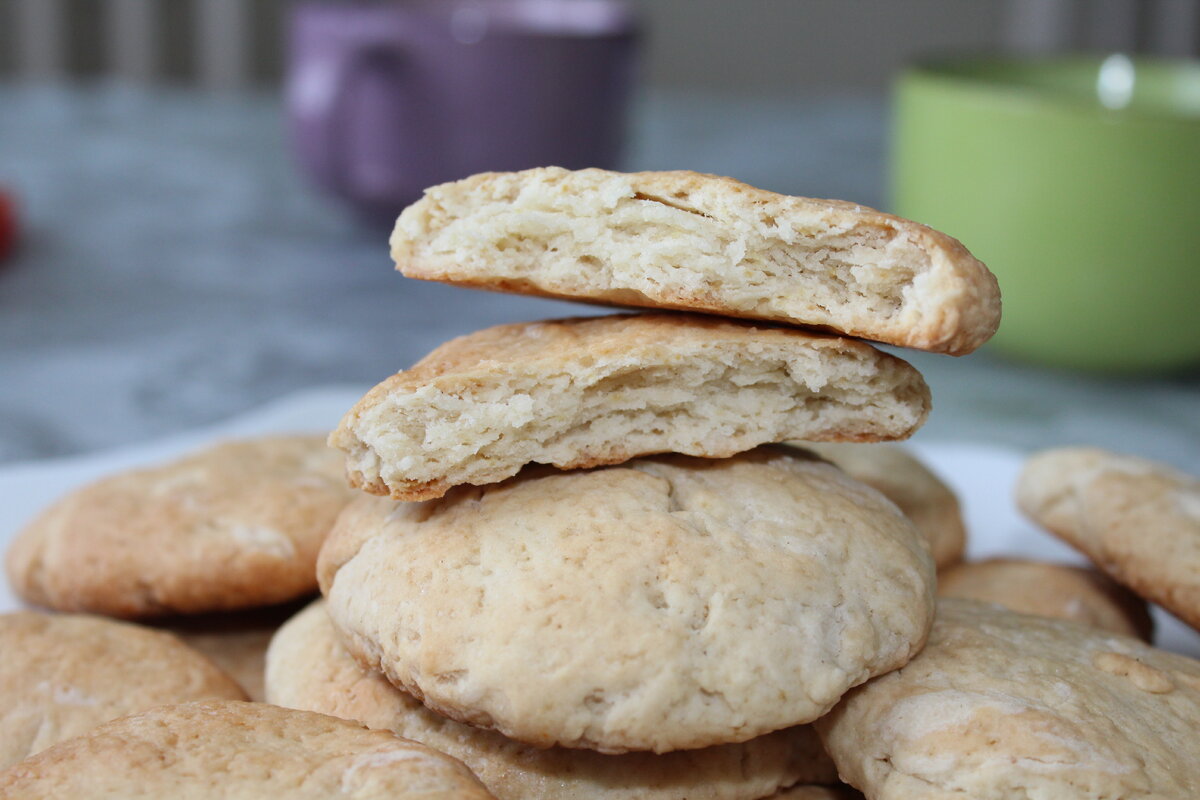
<box><xmin>331</xmin><ymin>313</ymin><xmax>931</xmax><ymax>501</ymax></box>
<box><xmin>392</xmin><ymin>167</ymin><xmax>1000</xmax><ymax>354</ymax></box>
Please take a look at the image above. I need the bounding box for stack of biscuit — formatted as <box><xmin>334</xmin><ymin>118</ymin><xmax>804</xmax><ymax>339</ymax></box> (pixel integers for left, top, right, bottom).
<box><xmin>6</xmin><ymin>168</ymin><xmax>1200</xmax><ymax>798</ymax></box>
<box><xmin>268</xmin><ymin>167</ymin><xmax>1002</xmax><ymax>799</ymax></box>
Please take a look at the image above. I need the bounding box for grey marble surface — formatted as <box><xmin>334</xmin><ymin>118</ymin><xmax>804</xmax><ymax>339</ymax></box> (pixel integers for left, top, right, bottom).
<box><xmin>1</xmin><ymin>85</ymin><xmax>1197</xmax><ymax>472</ymax></box>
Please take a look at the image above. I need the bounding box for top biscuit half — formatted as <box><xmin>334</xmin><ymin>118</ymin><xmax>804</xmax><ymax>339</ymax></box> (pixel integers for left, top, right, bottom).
<box><xmin>392</xmin><ymin>167</ymin><xmax>1001</xmax><ymax>355</ymax></box>
<box><xmin>330</xmin><ymin>313</ymin><xmax>931</xmax><ymax>501</ymax></box>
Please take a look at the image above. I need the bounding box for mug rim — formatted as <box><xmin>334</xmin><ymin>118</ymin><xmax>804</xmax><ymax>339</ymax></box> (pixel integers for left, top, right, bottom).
<box><xmin>901</xmin><ymin>53</ymin><xmax>1200</xmax><ymax>126</ymax></box>
<box><xmin>292</xmin><ymin>0</ymin><xmax>639</xmax><ymax>39</ymax></box>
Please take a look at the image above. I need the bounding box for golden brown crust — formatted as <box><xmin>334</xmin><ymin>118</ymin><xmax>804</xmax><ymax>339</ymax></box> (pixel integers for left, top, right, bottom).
<box><xmin>346</xmin><ymin>469</ymin><xmax>453</xmax><ymax>502</ymax></box>
<box><xmin>0</xmin><ymin>612</ymin><xmax>246</xmax><ymax>769</ymax></box>
<box><xmin>402</xmin><ymin>273</ymin><xmax>880</xmax><ymax>342</ymax></box>
<box><xmin>938</xmin><ymin>558</ymin><xmax>1153</xmax><ymax>641</ymax></box>
<box><xmin>5</xmin><ymin>436</ymin><xmax>357</xmax><ymax>618</ymax></box>
<box><xmin>267</xmin><ymin>601</ymin><xmax>839</xmax><ymax>800</ymax></box>
<box><xmin>1017</xmin><ymin>447</ymin><xmax>1200</xmax><ymax>633</ymax></box>
<box><xmin>393</xmin><ymin>168</ymin><xmax>1001</xmax><ymax>355</ymax></box>
<box><xmin>800</xmin><ymin>443</ymin><xmax>966</xmax><ymax>569</ymax></box>
<box><xmin>357</xmin><ymin>313</ymin><xmax>896</xmax><ymax>392</ymax></box>
<box><xmin>816</xmin><ymin>599</ymin><xmax>1200</xmax><ymax>799</ymax></box>
<box><xmin>0</xmin><ymin>701</ymin><xmax>496</xmax><ymax>799</ymax></box>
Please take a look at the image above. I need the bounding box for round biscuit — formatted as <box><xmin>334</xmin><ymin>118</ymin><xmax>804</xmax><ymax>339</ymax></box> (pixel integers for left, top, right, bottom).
<box><xmin>817</xmin><ymin>599</ymin><xmax>1200</xmax><ymax>799</ymax></box>
<box><xmin>1017</xmin><ymin>447</ymin><xmax>1200</xmax><ymax>632</ymax></box>
<box><xmin>267</xmin><ymin>600</ymin><xmax>838</xmax><ymax>800</ymax></box>
<box><xmin>6</xmin><ymin>436</ymin><xmax>356</xmax><ymax>617</ymax></box>
<box><xmin>318</xmin><ymin>446</ymin><xmax>935</xmax><ymax>753</ymax></box>
<box><xmin>0</xmin><ymin>700</ymin><xmax>495</xmax><ymax>799</ymax></box>
<box><xmin>938</xmin><ymin>558</ymin><xmax>1153</xmax><ymax>641</ymax></box>
<box><xmin>0</xmin><ymin>611</ymin><xmax>245</xmax><ymax>769</ymax></box>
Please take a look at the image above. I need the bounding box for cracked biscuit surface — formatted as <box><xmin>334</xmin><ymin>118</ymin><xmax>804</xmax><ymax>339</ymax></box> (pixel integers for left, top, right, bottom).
<box><xmin>0</xmin><ymin>612</ymin><xmax>245</xmax><ymax>769</ymax></box>
<box><xmin>266</xmin><ymin>600</ymin><xmax>838</xmax><ymax>800</ymax></box>
<box><xmin>0</xmin><ymin>700</ymin><xmax>496</xmax><ymax>799</ymax></box>
<box><xmin>392</xmin><ymin>168</ymin><xmax>1000</xmax><ymax>355</ymax></box>
<box><xmin>6</xmin><ymin>436</ymin><xmax>356</xmax><ymax>618</ymax></box>
<box><xmin>816</xmin><ymin>599</ymin><xmax>1200</xmax><ymax>799</ymax></box>
<box><xmin>318</xmin><ymin>447</ymin><xmax>935</xmax><ymax>754</ymax></box>
<box><xmin>331</xmin><ymin>313</ymin><xmax>931</xmax><ymax>501</ymax></box>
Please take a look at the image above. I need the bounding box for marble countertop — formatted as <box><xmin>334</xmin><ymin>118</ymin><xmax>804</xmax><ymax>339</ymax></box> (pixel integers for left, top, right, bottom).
<box><xmin>1</xmin><ymin>85</ymin><xmax>1197</xmax><ymax>472</ymax></box>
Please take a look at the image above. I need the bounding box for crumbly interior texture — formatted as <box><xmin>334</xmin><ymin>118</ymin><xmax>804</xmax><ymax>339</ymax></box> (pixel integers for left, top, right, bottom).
<box><xmin>0</xmin><ymin>612</ymin><xmax>246</xmax><ymax>769</ymax></box>
<box><xmin>816</xmin><ymin>599</ymin><xmax>1200</xmax><ymax>800</ymax></box>
<box><xmin>0</xmin><ymin>701</ymin><xmax>496</xmax><ymax>799</ymax></box>
<box><xmin>938</xmin><ymin>558</ymin><xmax>1153</xmax><ymax>641</ymax></box>
<box><xmin>331</xmin><ymin>314</ymin><xmax>930</xmax><ymax>501</ymax></box>
<box><xmin>318</xmin><ymin>448</ymin><xmax>935</xmax><ymax>754</ymax></box>
<box><xmin>772</xmin><ymin>787</ymin><xmax>863</xmax><ymax>800</ymax></box>
<box><xmin>800</xmin><ymin>443</ymin><xmax>965</xmax><ymax>569</ymax></box>
<box><xmin>392</xmin><ymin>168</ymin><xmax>1001</xmax><ymax>355</ymax></box>
<box><xmin>1017</xmin><ymin>447</ymin><xmax>1200</xmax><ymax>632</ymax></box>
<box><xmin>266</xmin><ymin>601</ymin><xmax>838</xmax><ymax>800</ymax></box>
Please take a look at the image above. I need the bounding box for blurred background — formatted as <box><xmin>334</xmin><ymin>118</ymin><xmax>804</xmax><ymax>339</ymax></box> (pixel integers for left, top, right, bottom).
<box><xmin>2</xmin><ymin>1</ymin><xmax>1198</xmax><ymax>90</ymax></box>
<box><xmin>0</xmin><ymin>0</ymin><xmax>1197</xmax><ymax>470</ymax></box>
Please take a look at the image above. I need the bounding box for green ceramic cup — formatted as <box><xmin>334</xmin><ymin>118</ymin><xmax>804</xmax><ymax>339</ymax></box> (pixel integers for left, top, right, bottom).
<box><xmin>894</xmin><ymin>56</ymin><xmax>1200</xmax><ymax>372</ymax></box>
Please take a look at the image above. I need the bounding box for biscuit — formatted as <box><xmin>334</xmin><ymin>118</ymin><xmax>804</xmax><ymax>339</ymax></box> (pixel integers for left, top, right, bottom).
<box><xmin>318</xmin><ymin>447</ymin><xmax>935</xmax><ymax>753</ymax></box>
<box><xmin>816</xmin><ymin>599</ymin><xmax>1200</xmax><ymax>799</ymax></box>
<box><xmin>267</xmin><ymin>601</ymin><xmax>838</xmax><ymax>800</ymax></box>
<box><xmin>164</xmin><ymin>602</ymin><xmax>305</xmax><ymax>702</ymax></box>
<box><xmin>938</xmin><ymin>558</ymin><xmax>1153</xmax><ymax>641</ymax></box>
<box><xmin>0</xmin><ymin>700</ymin><xmax>495</xmax><ymax>799</ymax></box>
<box><xmin>1017</xmin><ymin>447</ymin><xmax>1200</xmax><ymax>631</ymax></box>
<box><xmin>800</xmin><ymin>443</ymin><xmax>965</xmax><ymax>568</ymax></box>
<box><xmin>331</xmin><ymin>313</ymin><xmax>931</xmax><ymax>501</ymax></box>
<box><xmin>772</xmin><ymin>787</ymin><xmax>862</xmax><ymax>800</ymax></box>
<box><xmin>392</xmin><ymin>168</ymin><xmax>1001</xmax><ymax>355</ymax></box>
<box><xmin>0</xmin><ymin>611</ymin><xmax>245</xmax><ymax>769</ymax></box>
<box><xmin>6</xmin><ymin>436</ymin><xmax>356</xmax><ymax>618</ymax></box>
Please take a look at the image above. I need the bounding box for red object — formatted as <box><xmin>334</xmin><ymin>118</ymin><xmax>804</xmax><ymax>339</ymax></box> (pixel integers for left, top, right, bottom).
<box><xmin>0</xmin><ymin>191</ymin><xmax>16</xmax><ymax>262</ymax></box>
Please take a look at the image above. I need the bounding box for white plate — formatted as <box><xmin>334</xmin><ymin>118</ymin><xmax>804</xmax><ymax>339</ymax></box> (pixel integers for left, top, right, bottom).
<box><xmin>1</xmin><ymin>386</ymin><xmax>1197</xmax><ymax>657</ymax></box>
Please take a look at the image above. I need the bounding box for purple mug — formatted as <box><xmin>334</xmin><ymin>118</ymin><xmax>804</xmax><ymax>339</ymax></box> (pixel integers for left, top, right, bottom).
<box><xmin>287</xmin><ymin>0</ymin><xmax>639</xmax><ymax>222</ymax></box>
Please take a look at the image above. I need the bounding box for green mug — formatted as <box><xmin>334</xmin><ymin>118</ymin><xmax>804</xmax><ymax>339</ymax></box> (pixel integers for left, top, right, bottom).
<box><xmin>894</xmin><ymin>56</ymin><xmax>1200</xmax><ymax>372</ymax></box>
